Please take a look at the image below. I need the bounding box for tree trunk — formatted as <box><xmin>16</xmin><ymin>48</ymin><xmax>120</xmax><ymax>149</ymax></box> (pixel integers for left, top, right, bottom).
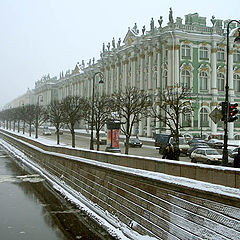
<box><xmin>125</xmin><ymin>135</ymin><xmax>130</xmax><ymax>154</ymax></box>
<box><xmin>71</xmin><ymin>125</ymin><xmax>75</xmax><ymax>148</ymax></box>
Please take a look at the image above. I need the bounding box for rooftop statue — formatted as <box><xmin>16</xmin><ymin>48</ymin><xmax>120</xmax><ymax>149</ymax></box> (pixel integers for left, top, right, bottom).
<box><xmin>211</xmin><ymin>15</ymin><xmax>216</xmax><ymax>27</ymax></box>
<box><xmin>112</xmin><ymin>37</ymin><xmax>116</xmax><ymax>49</ymax></box>
<box><xmin>117</xmin><ymin>38</ymin><xmax>121</xmax><ymax>48</ymax></box>
<box><xmin>158</xmin><ymin>16</ymin><xmax>163</xmax><ymax>28</ymax></box>
<box><xmin>102</xmin><ymin>42</ymin><xmax>105</xmax><ymax>52</ymax></box>
<box><xmin>132</xmin><ymin>23</ymin><xmax>139</xmax><ymax>34</ymax></box>
<box><xmin>107</xmin><ymin>42</ymin><xmax>110</xmax><ymax>51</ymax></box>
<box><xmin>150</xmin><ymin>18</ymin><xmax>154</xmax><ymax>31</ymax></box>
<box><xmin>169</xmin><ymin>7</ymin><xmax>174</xmax><ymax>23</ymax></box>
<box><xmin>92</xmin><ymin>57</ymin><xmax>95</xmax><ymax>64</ymax></box>
<box><xmin>142</xmin><ymin>25</ymin><xmax>146</xmax><ymax>35</ymax></box>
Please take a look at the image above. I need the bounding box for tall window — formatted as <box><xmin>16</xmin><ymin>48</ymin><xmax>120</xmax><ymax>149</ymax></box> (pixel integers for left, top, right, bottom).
<box><xmin>200</xmin><ymin>108</ymin><xmax>209</xmax><ymax>127</ymax></box>
<box><xmin>199</xmin><ymin>71</ymin><xmax>208</xmax><ymax>90</ymax></box>
<box><xmin>181</xmin><ymin>70</ymin><xmax>191</xmax><ymax>89</ymax></box>
<box><xmin>233</xmin><ymin>50</ymin><xmax>240</xmax><ymax>63</ymax></box>
<box><xmin>217</xmin><ymin>73</ymin><xmax>225</xmax><ymax>91</ymax></box>
<box><xmin>182</xmin><ymin>108</ymin><xmax>191</xmax><ymax>127</ymax></box>
<box><xmin>199</xmin><ymin>47</ymin><xmax>208</xmax><ymax>59</ymax></box>
<box><xmin>234</xmin><ymin>74</ymin><xmax>240</xmax><ymax>92</ymax></box>
<box><xmin>182</xmin><ymin>45</ymin><xmax>191</xmax><ymax>58</ymax></box>
<box><xmin>217</xmin><ymin>48</ymin><xmax>225</xmax><ymax>61</ymax></box>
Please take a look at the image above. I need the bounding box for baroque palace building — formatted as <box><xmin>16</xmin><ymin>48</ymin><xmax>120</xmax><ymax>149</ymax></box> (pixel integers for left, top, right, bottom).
<box><xmin>5</xmin><ymin>10</ymin><xmax>240</xmax><ymax>139</ymax></box>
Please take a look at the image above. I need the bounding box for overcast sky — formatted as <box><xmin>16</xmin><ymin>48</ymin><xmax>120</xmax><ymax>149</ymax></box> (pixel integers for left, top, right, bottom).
<box><xmin>0</xmin><ymin>0</ymin><xmax>239</xmax><ymax>108</ymax></box>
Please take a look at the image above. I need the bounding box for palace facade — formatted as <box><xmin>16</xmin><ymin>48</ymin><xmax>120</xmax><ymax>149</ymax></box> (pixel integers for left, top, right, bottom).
<box><xmin>5</xmin><ymin>11</ymin><xmax>240</xmax><ymax>139</ymax></box>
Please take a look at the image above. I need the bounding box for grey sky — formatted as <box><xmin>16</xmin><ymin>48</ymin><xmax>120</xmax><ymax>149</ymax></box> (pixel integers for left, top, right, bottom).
<box><xmin>0</xmin><ymin>0</ymin><xmax>239</xmax><ymax>107</ymax></box>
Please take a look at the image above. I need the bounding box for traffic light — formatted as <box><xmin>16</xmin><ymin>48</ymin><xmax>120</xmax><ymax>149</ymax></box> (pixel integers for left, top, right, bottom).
<box><xmin>228</xmin><ymin>103</ymin><xmax>238</xmax><ymax>122</ymax></box>
<box><xmin>220</xmin><ymin>102</ymin><xmax>228</xmax><ymax>121</ymax></box>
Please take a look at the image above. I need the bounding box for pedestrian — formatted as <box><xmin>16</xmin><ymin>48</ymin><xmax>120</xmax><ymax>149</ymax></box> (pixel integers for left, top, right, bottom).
<box><xmin>162</xmin><ymin>143</ymin><xmax>174</xmax><ymax>160</ymax></box>
<box><xmin>234</xmin><ymin>148</ymin><xmax>240</xmax><ymax>168</ymax></box>
<box><xmin>172</xmin><ymin>144</ymin><xmax>180</xmax><ymax>161</ymax></box>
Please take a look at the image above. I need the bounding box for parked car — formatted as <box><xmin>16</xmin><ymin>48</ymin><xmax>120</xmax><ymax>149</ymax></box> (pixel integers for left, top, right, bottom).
<box><xmin>228</xmin><ymin>147</ymin><xmax>240</xmax><ymax>159</ymax></box>
<box><xmin>43</xmin><ymin>129</ymin><xmax>51</xmax><ymax>135</ymax></box>
<box><xmin>188</xmin><ymin>138</ymin><xmax>206</xmax><ymax>145</ymax></box>
<box><xmin>187</xmin><ymin>143</ymin><xmax>211</xmax><ymax>156</ymax></box>
<box><xmin>207</xmin><ymin>139</ymin><xmax>223</xmax><ymax>149</ymax></box>
<box><xmin>125</xmin><ymin>137</ymin><xmax>143</xmax><ymax>148</ymax></box>
<box><xmin>190</xmin><ymin>148</ymin><xmax>222</xmax><ymax>165</ymax></box>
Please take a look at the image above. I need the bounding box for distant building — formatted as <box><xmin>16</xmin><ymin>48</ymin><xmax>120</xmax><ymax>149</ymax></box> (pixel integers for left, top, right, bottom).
<box><xmin>5</xmin><ymin>11</ymin><xmax>240</xmax><ymax>139</ymax></box>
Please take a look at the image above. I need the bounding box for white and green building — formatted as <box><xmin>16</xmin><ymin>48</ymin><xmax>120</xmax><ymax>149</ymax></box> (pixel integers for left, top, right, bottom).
<box><xmin>5</xmin><ymin>11</ymin><xmax>240</xmax><ymax>139</ymax></box>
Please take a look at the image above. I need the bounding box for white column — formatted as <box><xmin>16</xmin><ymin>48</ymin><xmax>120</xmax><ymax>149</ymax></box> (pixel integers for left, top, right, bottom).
<box><xmin>210</xmin><ymin>44</ymin><xmax>218</xmax><ymax>134</ymax></box>
<box><xmin>156</xmin><ymin>105</ymin><xmax>160</xmax><ymax>134</ymax></box>
<box><xmin>156</xmin><ymin>48</ymin><xmax>161</xmax><ymax>89</ymax></box>
<box><xmin>116</xmin><ymin>62</ymin><xmax>120</xmax><ymax>92</ymax></box>
<box><xmin>229</xmin><ymin>43</ymin><xmax>234</xmax><ymax>139</ymax></box>
<box><xmin>147</xmin><ymin>116</ymin><xmax>152</xmax><ymax>137</ymax></box>
<box><xmin>110</xmin><ymin>64</ymin><xmax>115</xmax><ymax>94</ymax></box>
<box><xmin>122</xmin><ymin>57</ymin><xmax>128</xmax><ymax>91</ymax></box>
<box><xmin>148</xmin><ymin>49</ymin><xmax>153</xmax><ymax>90</ymax></box>
<box><xmin>131</xmin><ymin>53</ymin><xmax>136</xmax><ymax>87</ymax></box>
<box><xmin>140</xmin><ymin>52</ymin><xmax>145</xmax><ymax>90</ymax></box>
<box><xmin>174</xmin><ymin>43</ymin><xmax>180</xmax><ymax>85</ymax></box>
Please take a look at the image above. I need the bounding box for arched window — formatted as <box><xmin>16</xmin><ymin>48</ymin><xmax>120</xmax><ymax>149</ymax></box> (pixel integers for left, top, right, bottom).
<box><xmin>199</xmin><ymin>47</ymin><xmax>208</xmax><ymax>59</ymax></box>
<box><xmin>182</xmin><ymin>107</ymin><xmax>192</xmax><ymax>127</ymax></box>
<box><xmin>233</xmin><ymin>50</ymin><xmax>240</xmax><ymax>63</ymax></box>
<box><xmin>217</xmin><ymin>48</ymin><xmax>225</xmax><ymax>61</ymax></box>
<box><xmin>181</xmin><ymin>70</ymin><xmax>191</xmax><ymax>89</ymax></box>
<box><xmin>234</xmin><ymin>74</ymin><xmax>240</xmax><ymax>92</ymax></box>
<box><xmin>182</xmin><ymin>45</ymin><xmax>191</xmax><ymax>58</ymax></box>
<box><xmin>200</xmin><ymin>108</ymin><xmax>209</xmax><ymax>127</ymax></box>
<box><xmin>217</xmin><ymin>73</ymin><xmax>225</xmax><ymax>91</ymax></box>
<box><xmin>199</xmin><ymin>71</ymin><xmax>208</xmax><ymax>90</ymax></box>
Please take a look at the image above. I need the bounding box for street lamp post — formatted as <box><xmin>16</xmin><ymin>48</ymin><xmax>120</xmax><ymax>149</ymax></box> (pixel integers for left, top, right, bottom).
<box><xmin>90</xmin><ymin>72</ymin><xmax>104</xmax><ymax>150</ymax></box>
<box><xmin>35</xmin><ymin>95</ymin><xmax>43</xmax><ymax>139</ymax></box>
<box><xmin>222</xmin><ymin>20</ymin><xmax>240</xmax><ymax>166</ymax></box>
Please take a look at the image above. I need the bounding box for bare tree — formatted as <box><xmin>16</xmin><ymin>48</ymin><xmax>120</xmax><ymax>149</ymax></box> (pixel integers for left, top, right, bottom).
<box><xmin>24</xmin><ymin>105</ymin><xmax>36</xmax><ymax>137</ymax></box>
<box><xmin>62</xmin><ymin>96</ymin><xmax>90</xmax><ymax>147</ymax></box>
<box><xmin>112</xmin><ymin>87</ymin><xmax>151</xmax><ymax>154</ymax></box>
<box><xmin>91</xmin><ymin>94</ymin><xmax>113</xmax><ymax>151</ymax></box>
<box><xmin>48</xmin><ymin>100</ymin><xmax>65</xmax><ymax>144</ymax></box>
<box><xmin>34</xmin><ymin>105</ymin><xmax>48</xmax><ymax>138</ymax></box>
<box><xmin>151</xmin><ymin>84</ymin><xmax>193</xmax><ymax>145</ymax></box>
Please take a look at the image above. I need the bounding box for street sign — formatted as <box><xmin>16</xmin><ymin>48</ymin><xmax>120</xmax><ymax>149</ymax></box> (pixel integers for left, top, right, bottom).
<box><xmin>209</xmin><ymin>108</ymin><xmax>223</xmax><ymax>124</ymax></box>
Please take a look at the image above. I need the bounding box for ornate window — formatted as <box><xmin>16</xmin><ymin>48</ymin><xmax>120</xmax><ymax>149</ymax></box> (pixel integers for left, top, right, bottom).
<box><xmin>182</xmin><ymin>107</ymin><xmax>192</xmax><ymax>127</ymax></box>
<box><xmin>217</xmin><ymin>73</ymin><xmax>225</xmax><ymax>91</ymax></box>
<box><xmin>200</xmin><ymin>107</ymin><xmax>209</xmax><ymax>127</ymax></box>
<box><xmin>199</xmin><ymin>71</ymin><xmax>208</xmax><ymax>90</ymax></box>
<box><xmin>181</xmin><ymin>45</ymin><xmax>191</xmax><ymax>58</ymax></box>
<box><xmin>233</xmin><ymin>50</ymin><xmax>240</xmax><ymax>63</ymax></box>
<box><xmin>217</xmin><ymin>48</ymin><xmax>225</xmax><ymax>61</ymax></box>
<box><xmin>181</xmin><ymin>70</ymin><xmax>191</xmax><ymax>89</ymax></box>
<box><xmin>234</xmin><ymin>74</ymin><xmax>240</xmax><ymax>92</ymax></box>
<box><xmin>199</xmin><ymin>47</ymin><xmax>209</xmax><ymax>60</ymax></box>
